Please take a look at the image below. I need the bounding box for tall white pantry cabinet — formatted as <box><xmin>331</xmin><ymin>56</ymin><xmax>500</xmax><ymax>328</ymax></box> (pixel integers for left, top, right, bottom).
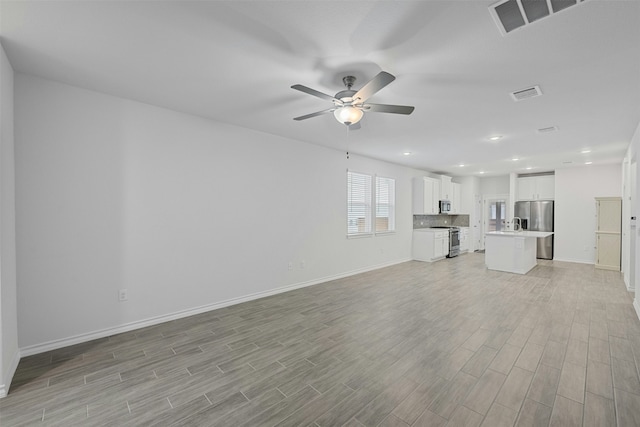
<box><xmin>595</xmin><ymin>197</ymin><xmax>621</xmax><ymax>271</ymax></box>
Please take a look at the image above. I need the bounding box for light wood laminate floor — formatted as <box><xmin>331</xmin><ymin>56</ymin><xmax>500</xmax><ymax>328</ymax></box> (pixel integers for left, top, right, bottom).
<box><xmin>2</xmin><ymin>253</ymin><xmax>640</xmax><ymax>426</ymax></box>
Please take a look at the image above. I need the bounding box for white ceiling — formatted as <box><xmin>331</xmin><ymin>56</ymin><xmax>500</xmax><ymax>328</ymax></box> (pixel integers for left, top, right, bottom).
<box><xmin>1</xmin><ymin>0</ymin><xmax>639</xmax><ymax>177</ymax></box>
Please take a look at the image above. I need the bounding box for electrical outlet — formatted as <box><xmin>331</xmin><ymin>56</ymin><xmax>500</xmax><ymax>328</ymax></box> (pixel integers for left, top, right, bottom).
<box><xmin>288</xmin><ymin>262</ymin><xmax>293</xmax><ymax>271</ymax></box>
<box><xmin>118</xmin><ymin>289</ymin><xmax>128</xmax><ymax>302</ymax></box>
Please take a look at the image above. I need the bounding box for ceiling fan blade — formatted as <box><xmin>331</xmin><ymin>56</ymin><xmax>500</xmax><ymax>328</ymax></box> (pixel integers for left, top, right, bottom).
<box><xmin>293</xmin><ymin>108</ymin><xmax>336</xmax><ymax>121</ymax></box>
<box><xmin>361</xmin><ymin>103</ymin><xmax>415</xmax><ymax>115</ymax></box>
<box><xmin>351</xmin><ymin>71</ymin><xmax>396</xmax><ymax>104</ymax></box>
<box><xmin>291</xmin><ymin>84</ymin><xmax>343</xmax><ymax>105</ymax></box>
<box><xmin>348</xmin><ymin>122</ymin><xmax>361</xmax><ymax>131</ymax></box>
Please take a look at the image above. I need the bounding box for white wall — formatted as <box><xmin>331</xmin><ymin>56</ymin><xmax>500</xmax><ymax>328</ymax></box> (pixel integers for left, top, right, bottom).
<box><xmin>15</xmin><ymin>74</ymin><xmax>425</xmax><ymax>352</ymax></box>
<box><xmin>458</xmin><ymin>176</ymin><xmax>477</xmax><ymax>215</ymax></box>
<box><xmin>624</xmin><ymin>121</ymin><xmax>640</xmax><ymax>320</ymax></box>
<box><xmin>622</xmin><ymin>157</ymin><xmax>630</xmax><ymax>288</ymax></box>
<box><xmin>479</xmin><ymin>175</ymin><xmax>510</xmax><ymax>195</ymax></box>
<box><xmin>0</xmin><ymin>42</ymin><xmax>19</xmax><ymax>397</ymax></box>
<box><xmin>458</xmin><ymin>176</ymin><xmax>480</xmax><ymax>250</ymax></box>
<box><xmin>621</xmin><ymin>156</ymin><xmax>635</xmax><ymax>292</ymax></box>
<box><xmin>554</xmin><ymin>164</ymin><xmax>622</xmax><ymax>264</ymax></box>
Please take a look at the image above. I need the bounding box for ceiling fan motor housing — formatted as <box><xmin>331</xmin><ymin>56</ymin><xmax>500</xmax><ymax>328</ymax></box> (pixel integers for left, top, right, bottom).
<box><xmin>335</xmin><ymin>89</ymin><xmax>357</xmax><ymax>103</ymax></box>
<box><xmin>342</xmin><ymin>75</ymin><xmax>357</xmax><ymax>89</ymax></box>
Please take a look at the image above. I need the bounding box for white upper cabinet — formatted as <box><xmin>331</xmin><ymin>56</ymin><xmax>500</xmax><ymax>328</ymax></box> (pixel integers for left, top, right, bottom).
<box><xmin>414</xmin><ymin>175</ymin><xmax>464</xmax><ymax>214</ymax></box>
<box><xmin>536</xmin><ymin>175</ymin><xmax>555</xmax><ymax>199</ymax></box>
<box><xmin>517</xmin><ymin>177</ymin><xmax>536</xmax><ymax>200</ymax></box>
<box><xmin>413</xmin><ymin>177</ymin><xmax>440</xmax><ymax>214</ymax></box>
<box><xmin>440</xmin><ymin>175</ymin><xmax>452</xmax><ymax>200</ymax></box>
<box><xmin>451</xmin><ymin>183</ymin><xmax>462</xmax><ymax>213</ymax></box>
<box><xmin>517</xmin><ymin>175</ymin><xmax>555</xmax><ymax>200</ymax></box>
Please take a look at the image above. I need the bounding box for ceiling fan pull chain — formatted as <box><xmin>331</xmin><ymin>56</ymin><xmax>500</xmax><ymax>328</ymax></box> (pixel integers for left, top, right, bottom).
<box><xmin>346</xmin><ymin>125</ymin><xmax>350</xmax><ymax>159</ymax></box>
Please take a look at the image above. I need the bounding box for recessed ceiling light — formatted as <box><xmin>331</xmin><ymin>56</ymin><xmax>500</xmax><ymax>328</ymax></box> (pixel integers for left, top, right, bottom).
<box><xmin>479</xmin><ymin>171</ymin><xmax>485</xmax><ymax>174</ymax></box>
<box><xmin>512</xmin><ymin>158</ymin><xmax>519</xmax><ymax>161</ymax></box>
<box><xmin>581</xmin><ymin>150</ymin><xmax>591</xmax><ymax>154</ymax></box>
<box><xmin>459</xmin><ymin>164</ymin><xmax>465</xmax><ymax>167</ymax></box>
<box><xmin>526</xmin><ymin>167</ymin><xmax>533</xmax><ymax>170</ymax></box>
<box><xmin>585</xmin><ymin>161</ymin><xmax>593</xmax><ymax>165</ymax></box>
<box><xmin>489</xmin><ymin>135</ymin><xmax>502</xmax><ymax>141</ymax></box>
<box><xmin>402</xmin><ymin>152</ymin><xmax>412</xmax><ymax>156</ymax></box>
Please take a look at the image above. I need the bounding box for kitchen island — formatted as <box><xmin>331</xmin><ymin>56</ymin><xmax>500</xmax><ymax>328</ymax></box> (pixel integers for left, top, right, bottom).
<box><xmin>485</xmin><ymin>231</ymin><xmax>554</xmax><ymax>274</ymax></box>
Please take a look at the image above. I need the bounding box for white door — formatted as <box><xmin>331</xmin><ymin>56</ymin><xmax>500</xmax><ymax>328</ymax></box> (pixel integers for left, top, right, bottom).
<box><xmin>482</xmin><ymin>197</ymin><xmax>508</xmax><ymax>249</ymax></box>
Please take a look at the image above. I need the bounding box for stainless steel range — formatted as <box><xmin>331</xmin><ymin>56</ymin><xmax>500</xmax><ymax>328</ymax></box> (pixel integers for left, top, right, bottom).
<box><xmin>432</xmin><ymin>226</ymin><xmax>460</xmax><ymax>258</ymax></box>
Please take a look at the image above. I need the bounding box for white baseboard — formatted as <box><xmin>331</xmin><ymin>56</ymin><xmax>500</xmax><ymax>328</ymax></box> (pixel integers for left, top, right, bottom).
<box><xmin>0</xmin><ymin>348</ymin><xmax>21</xmax><ymax>398</ymax></box>
<box><xmin>635</xmin><ymin>298</ymin><xmax>640</xmax><ymax>322</ymax></box>
<box><xmin>20</xmin><ymin>258</ymin><xmax>411</xmax><ymax>357</ymax></box>
<box><xmin>624</xmin><ymin>273</ymin><xmax>631</xmax><ymax>290</ymax></box>
<box><xmin>551</xmin><ymin>257</ymin><xmax>595</xmax><ymax>265</ymax></box>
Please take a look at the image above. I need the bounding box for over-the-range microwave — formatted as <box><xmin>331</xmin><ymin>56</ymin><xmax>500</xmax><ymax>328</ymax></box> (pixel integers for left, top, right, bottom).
<box><xmin>439</xmin><ymin>200</ymin><xmax>451</xmax><ymax>214</ymax></box>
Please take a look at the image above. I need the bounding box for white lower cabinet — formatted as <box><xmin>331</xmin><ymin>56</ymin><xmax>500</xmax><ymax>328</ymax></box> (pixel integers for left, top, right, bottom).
<box><xmin>595</xmin><ymin>197</ymin><xmax>621</xmax><ymax>271</ymax></box>
<box><xmin>460</xmin><ymin>227</ymin><xmax>470</xmax><ymax>253</ymax></box>
<box><xmin>596</xmin><ymin>233</ymin><xmax>620</xmax><ymax>270</ymax></box>
<box><xmin>413</xmin><ymin>229</ymin><xmax>450</xmax><ymax>262</ymax></box>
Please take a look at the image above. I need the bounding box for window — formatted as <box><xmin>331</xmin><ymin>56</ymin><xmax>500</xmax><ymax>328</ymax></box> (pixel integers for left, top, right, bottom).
<box><xmin>375</xmin><ymin>176</ymin><xmax>395</xmax><ymax>232</ymax></box>
<box><xmin>347</xmin><ymin>171</ymin><xmax>396</xmax><ymax>236</ymax></box>
<box><xmin>347</xmin><ymin>171</ymin><xmax>372</xmax><ymax>235</ymax></box>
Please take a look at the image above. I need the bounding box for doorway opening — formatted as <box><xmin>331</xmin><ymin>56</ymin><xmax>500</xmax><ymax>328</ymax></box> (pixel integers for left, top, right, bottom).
<box><xmin>480</xmin><ymin>195</ymin><xmax>509</xmax><ymax>250</ymax></box>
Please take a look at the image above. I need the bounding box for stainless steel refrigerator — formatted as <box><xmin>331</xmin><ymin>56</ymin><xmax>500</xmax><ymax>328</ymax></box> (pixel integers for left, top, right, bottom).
<box><xmin>514</xmin><ymin>200</ymin><xmax>554</xmax><ymax>259</ymax></box>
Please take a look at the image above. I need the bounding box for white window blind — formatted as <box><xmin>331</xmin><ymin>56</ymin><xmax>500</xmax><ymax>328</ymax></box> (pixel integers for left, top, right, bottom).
<box><xmin>347</xmin><ymin>171</ymin><xmax>372</xmax><ymax>235</ymax></box>
<box><xmin>376</xmin><ymin>176</ymin><xmax>395</xmax><ymax>232</ymax></box>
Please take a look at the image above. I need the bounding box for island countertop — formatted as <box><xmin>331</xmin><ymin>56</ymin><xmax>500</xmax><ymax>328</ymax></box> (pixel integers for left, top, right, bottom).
<box><xmin>485</xmin><ymin>231</ymin><xmax>553</xmax><ymax>238</ymax></box>
<box><xmin>484</xmin><ymin>231</ymin><xmax>554</xmax><ymax>274</ymax></box>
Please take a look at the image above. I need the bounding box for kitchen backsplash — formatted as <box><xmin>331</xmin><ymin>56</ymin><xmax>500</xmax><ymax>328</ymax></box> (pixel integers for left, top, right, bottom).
<box><xmin>413</xmin><ymin>214</ymin><xmax>470</xmax><ymax>228</ymax></box>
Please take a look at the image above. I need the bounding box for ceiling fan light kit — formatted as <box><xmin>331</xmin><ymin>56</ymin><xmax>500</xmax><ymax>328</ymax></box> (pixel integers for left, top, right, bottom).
<box><xmin>334</xmin><ymin>105</ymin><xmax>364</xmax><ymax>126</ymax></box>
<box><xmin>292</xmin><ymin>71</ymin><xmax>415</xmax><ymax>127</ymax></box>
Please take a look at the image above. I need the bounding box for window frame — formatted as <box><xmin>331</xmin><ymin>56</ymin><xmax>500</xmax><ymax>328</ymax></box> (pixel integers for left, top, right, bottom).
<box><xmin>346</xmin><ymin>170</ymin><xmax>397</xmax><ymax>238</ymax></box>
<box><xmin>375</xmin><ymin>175</ymin><xmax>396</xmax><ymax>235</ymax></box>
<box><xmin>347</xmin><ymin>170</ymin><xmax>373</xmax><ymax>238</ymax></box>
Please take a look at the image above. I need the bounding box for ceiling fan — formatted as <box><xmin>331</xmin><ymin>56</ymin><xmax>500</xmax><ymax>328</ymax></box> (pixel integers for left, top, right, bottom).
<box><xmin>291</xmin><ymin>71</ymin><xmax>415</xmax><ymax>128</ymax></box>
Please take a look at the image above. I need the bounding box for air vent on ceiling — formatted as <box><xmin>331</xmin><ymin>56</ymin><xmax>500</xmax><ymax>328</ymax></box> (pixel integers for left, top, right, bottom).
<box><xmin>518</xmin><ymin>171</ymin><xmax>555</xmax><ymax>178</ymax></box>
<box><xmin>510</xmin><ymin>85</ymin><xmax>542</xmax><ymax>101</ymax></box>
<box><xmin>538</xmin><ymin>125</ymin><xmax>558</xmax><ymax>133</ymax></box>
<box><xmin>490</xmin><ymin>0</ymin><xmax>583</xmax><ymax>36</ymax></box>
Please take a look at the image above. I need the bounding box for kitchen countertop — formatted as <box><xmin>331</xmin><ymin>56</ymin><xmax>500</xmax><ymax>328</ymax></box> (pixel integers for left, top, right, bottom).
<box><xmin>485</xmin><ymin>231</ymin><xmax>553</xmax><ymax>238</ymax></box>
<box><xmin>414</xmin><ymin>226</ymin><xmax>469</xmax><ymax>231</ymax></box>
